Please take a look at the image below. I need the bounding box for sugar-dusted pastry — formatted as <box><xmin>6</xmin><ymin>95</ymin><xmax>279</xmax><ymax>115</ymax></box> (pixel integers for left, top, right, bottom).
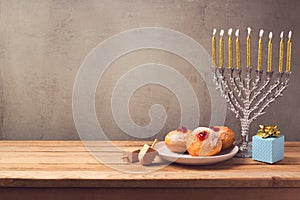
<box><xmin>165</xmin><ymin>126</ymin><xmax>192</xmax><ymax>153</ymax></box>
<box><xmin>210</xmin><ymin>126</ymin><xmax>236</xmax><ymax>150</ymax></box>
<box><xmin>186</xmin><ymin>127</ymin><xmax>222</xmax><ymax>156</ymax></box>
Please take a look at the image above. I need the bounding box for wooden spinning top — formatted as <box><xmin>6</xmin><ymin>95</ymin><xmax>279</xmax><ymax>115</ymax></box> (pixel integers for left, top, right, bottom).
<box><xmin>122</xmin><ymin>139</ymin><xmax>158</xmax><ymax>165</ymax></box>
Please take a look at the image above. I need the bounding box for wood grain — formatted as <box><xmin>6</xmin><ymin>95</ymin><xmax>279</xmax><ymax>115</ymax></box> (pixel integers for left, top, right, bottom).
<box><xmin>0</xmin><ymin>141</ymin><xmax>299</xmax><ymax>189</ymax></box>
<box><xmin>1</xmin><ymin>188</ymin><xmax>300</xmax><ymax>200</ymax></box>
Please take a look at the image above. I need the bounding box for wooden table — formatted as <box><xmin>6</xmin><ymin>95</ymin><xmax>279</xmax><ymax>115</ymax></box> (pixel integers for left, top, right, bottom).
<box><xmin>0</xmin><ymin>141</ymin><xmax>299</xmax><ymax>200</ymax></box>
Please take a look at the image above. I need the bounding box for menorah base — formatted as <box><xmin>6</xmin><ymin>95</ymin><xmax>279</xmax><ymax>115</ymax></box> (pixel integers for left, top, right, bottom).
<box><xmin>235</xmin><ymin>141</ymin><xmax>252</xmax><ymax>158</ymax></box>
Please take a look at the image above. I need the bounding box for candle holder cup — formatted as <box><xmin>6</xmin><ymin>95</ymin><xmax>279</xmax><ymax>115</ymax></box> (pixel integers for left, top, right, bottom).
<box><xmin>212</xmin><ymin>66</ymin><xmax>291</xmax><ymax>157</ymax></box>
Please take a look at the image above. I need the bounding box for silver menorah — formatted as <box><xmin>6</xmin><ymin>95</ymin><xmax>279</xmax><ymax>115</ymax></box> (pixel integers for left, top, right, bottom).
<box><xmin>212</xmin><ymin>28</ymin><xmax>292</xmax><ymax>157</ymax></box>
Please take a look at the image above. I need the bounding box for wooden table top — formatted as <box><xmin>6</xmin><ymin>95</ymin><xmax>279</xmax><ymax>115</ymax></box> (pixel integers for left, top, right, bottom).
<box><xmin>0</xmin><ymin>141</ymin><xmax>299</xmax><ymax>188</ymax></box>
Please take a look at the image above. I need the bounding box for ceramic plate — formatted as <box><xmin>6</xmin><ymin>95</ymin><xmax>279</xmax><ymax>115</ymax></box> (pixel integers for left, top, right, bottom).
<box><xmin>154</xmin><ymin>141</ymin><xmax>238</xmax><ymax>165</ymax></box>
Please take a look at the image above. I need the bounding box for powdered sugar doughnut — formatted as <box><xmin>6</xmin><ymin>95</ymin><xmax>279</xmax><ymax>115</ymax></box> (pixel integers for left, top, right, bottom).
<box><xmin>210</xmin><ymin>126</ymin><xmax>236</xmax><ymax>150</ymax></box>
<box><xmin>186</xmin><ymin>127</ymin><xmax>222</xmax><ymax>156</ymax></box>
<box><xmin>165</xmin><ymin>127</ymin><xmax>192</xmax><ymax>153</ymax></box>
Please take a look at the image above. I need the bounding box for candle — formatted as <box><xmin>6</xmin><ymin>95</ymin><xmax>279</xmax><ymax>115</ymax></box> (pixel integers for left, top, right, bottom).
<box><xmin>279</xmin><ymin>31</ymin><xmax>284</xmax><ymax>73</ymax></box>
<box><xmin>235</xmin><ymin>29</ymin><xmax>241</xmax><ymax>70</ymax></box>
<box><xmin>228</xmin><ymin>28</ymin><xmax>233</xmax><ymax>68</ymax></box>
<box><xmin>267</xmin><ymin>32</ymin><xmax>273</xmax><ymax>72</ymax></box>
<box><xmin>219</xmin><ymin>29</ymin><xmax>224</xmax><ymax>68</ymax></box>
<box><xmin>247</xmin><ymin>27</ymin><xmax>251</xmax><ymax>67</ymax></box>
<box><xmin>286</xmin><ymin>30</ymin><xmax>292</xmax><ymax>72</ymax></box>
<box><xmin>212</xmin><ymin>29</ymin><xmax>217</xmax><ymax>67</ymax></box>
<box><xmin>257</xmin><ymin>29</ymin><xmax>264</xmax><ymax>71</ymax></box>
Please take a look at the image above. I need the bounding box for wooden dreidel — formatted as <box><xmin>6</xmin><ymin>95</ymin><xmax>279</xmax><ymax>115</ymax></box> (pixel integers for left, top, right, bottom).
<box><xmin>122</xmin><ymin>149</ymin><xmax>140</xmax><ymax>163</ymax></box>
<box><xmin>138</xmin><ymin>139</ymin><xmax>158</xmax><ymax>165</ymax></box>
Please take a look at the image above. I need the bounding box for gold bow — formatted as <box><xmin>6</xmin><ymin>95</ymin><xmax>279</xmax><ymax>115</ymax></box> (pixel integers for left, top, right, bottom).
<box><xmin>256</xmin><ymin>125</ymin><xmax>280</xmax><ymax>138</ymax></box>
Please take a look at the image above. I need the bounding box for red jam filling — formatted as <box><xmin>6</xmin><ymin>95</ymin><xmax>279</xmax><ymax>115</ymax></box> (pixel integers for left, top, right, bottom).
<box><xmin>210</xmin><ymin>126</ymin><xmax>220</xmax><ymax>132</ymax></box>
<box><xmin>177</xmin><ymin>126</ymin><xmax>188</xmax><ymax>133</ymax></box>
<box><xmin>197</xmin><ymin>131</ymin><xmax>208</xmax><ymax>141</ymax></box>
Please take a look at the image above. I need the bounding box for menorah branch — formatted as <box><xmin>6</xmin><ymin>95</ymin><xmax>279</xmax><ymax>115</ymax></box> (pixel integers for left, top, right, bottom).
<box><xmin>249</xmin><ymin>76</ymin><xmax>278</xmax><ymax>114</ymax></box>
<box><xmin>228</xmin><ymin>69</ymin><xmax>244</xmax><ymax>99</ymax></box>
<box><xmin>250</xmin><ymin>72</ymin><xmax>291</xmax><ymax>122</ymax></box>
<box><xmin>249</xmin><ymin>73</ymin><xmax>268</xmax><ymax>103</ymax></box>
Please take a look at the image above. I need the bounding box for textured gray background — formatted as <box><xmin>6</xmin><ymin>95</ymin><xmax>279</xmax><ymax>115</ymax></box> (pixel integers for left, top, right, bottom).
<box><xmin>0</xmin><ymin>0</ymin><xmax>299</xmax><ymax>140</ymax></box>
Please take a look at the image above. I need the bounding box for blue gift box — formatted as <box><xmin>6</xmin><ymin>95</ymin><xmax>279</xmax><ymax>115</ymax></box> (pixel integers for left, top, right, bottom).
<box><xmin>252</xmin><ymin>135</ymin><xmax>284</xmax><ymax>164</ymax></box>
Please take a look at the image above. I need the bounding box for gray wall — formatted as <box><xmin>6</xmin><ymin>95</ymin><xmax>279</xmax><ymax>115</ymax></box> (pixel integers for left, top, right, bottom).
<box><xmin>0</xmin><ymin>0</ymin><xmax>300</xmax><ymax>140</ymax></box>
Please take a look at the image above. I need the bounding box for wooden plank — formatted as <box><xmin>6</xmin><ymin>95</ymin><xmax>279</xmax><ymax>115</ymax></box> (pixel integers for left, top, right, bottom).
<box><xmin>0</xmin><ymin>188</ymin><xmax>299</xmax><ymax>200</ymax></box>
<box><xmin>0</xmin><ymin>140</ymin><xmax>298</xmax><ymax>147</ymax></box>
<box><xmin>0</xmin><ymin>146</ymin><xmax>139</xmax><ymax>152</ymax></box>
<box><xmin>1</xmin><ymin>170</ymin><xmax>300</xmax><ymax>187</ymax></box>
<box><xmin>1</xmin><ymin>145</ymin><xmax>299</xmax><ymax>153</ymax></box>
<box><xmin>0</xmin><ymin>148</ymin><xmax>299</xmax><ymax>166</ymax></box>
<box><xmin>0</xmin><ymin>163</ymin><xmax>299</xmax><ymax>171</ymax></box>
<box><xmin>0</xmin><ymin>141</ymin><xmax>151</xmax><ymax>152</ymax></box>
<box><xmin>1</xmin><ymin>151</ymin><xmax>300</xmax><ymax>165</ymax></box>
<box><xmin>0</xmin><ymin>140</ymin><xmax>152</xmax><ymax>147</ymax></box>
<box><xmin>0</xmin><ymin>141</ymin><xmax>299</xmax><ymax>189</ymax></box>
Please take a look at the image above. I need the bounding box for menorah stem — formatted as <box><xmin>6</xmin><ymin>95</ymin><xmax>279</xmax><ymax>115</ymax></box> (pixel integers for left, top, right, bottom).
<box><xmin>236</xmin><ymin>119</ymin><xmax>252</xmax><ymax>158</ymax></box>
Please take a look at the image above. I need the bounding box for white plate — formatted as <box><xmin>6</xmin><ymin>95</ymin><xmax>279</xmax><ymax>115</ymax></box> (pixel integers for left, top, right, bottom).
<box><xmin>154</xmin><ymin>141</ymin><xmax>238</xmax><ymax>165</ymax></box>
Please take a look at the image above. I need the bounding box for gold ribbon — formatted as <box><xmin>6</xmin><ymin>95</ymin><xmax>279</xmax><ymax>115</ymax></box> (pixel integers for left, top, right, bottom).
<box><xmin>256</xmin><ymin>125</ymin><xmax>280</xmax><ymax>138</ymax></box>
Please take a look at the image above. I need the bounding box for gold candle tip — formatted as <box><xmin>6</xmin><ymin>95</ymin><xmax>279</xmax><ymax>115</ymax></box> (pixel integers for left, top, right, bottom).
<box><xmin>259</xmin><ymin>29</ymin><xmax>264</xmax><ymax>37</ymax></box>
<box><xmin>247</xmin><ymin>27</ymin><xmax>251</xmax><ymax>36</ymax></box>
<box><xmin>280</xmin><ymin>31</ymin><xmax>284</xmax><ymax>39</ymax></box>
<box><xmin>269</xmin><ymin>32</ymin><xmax>273</xmax><ymax>40</ymax></box>
<box><xmin>288</xmin><ymin>30</ymin><xmax>292</xmax><ymax>39</ymax></box>
<box><xmin>235</xmin><ymin>29</ymin><xmax>239</xmax><ymax>37</ymax></box>
<box><xmin>213</xmin><ymin>28</ymin><xmax>216</xmax><ymax>36</ymax></box>
<box><xmin>220</xmin><ymin>29</ymin><xmax>224</xmax><ymax>37</ymax></box>
<box><xmin>228</xmin><ymin>28</ymin><xmax>233</xmax><ymax>36</ymax></box>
